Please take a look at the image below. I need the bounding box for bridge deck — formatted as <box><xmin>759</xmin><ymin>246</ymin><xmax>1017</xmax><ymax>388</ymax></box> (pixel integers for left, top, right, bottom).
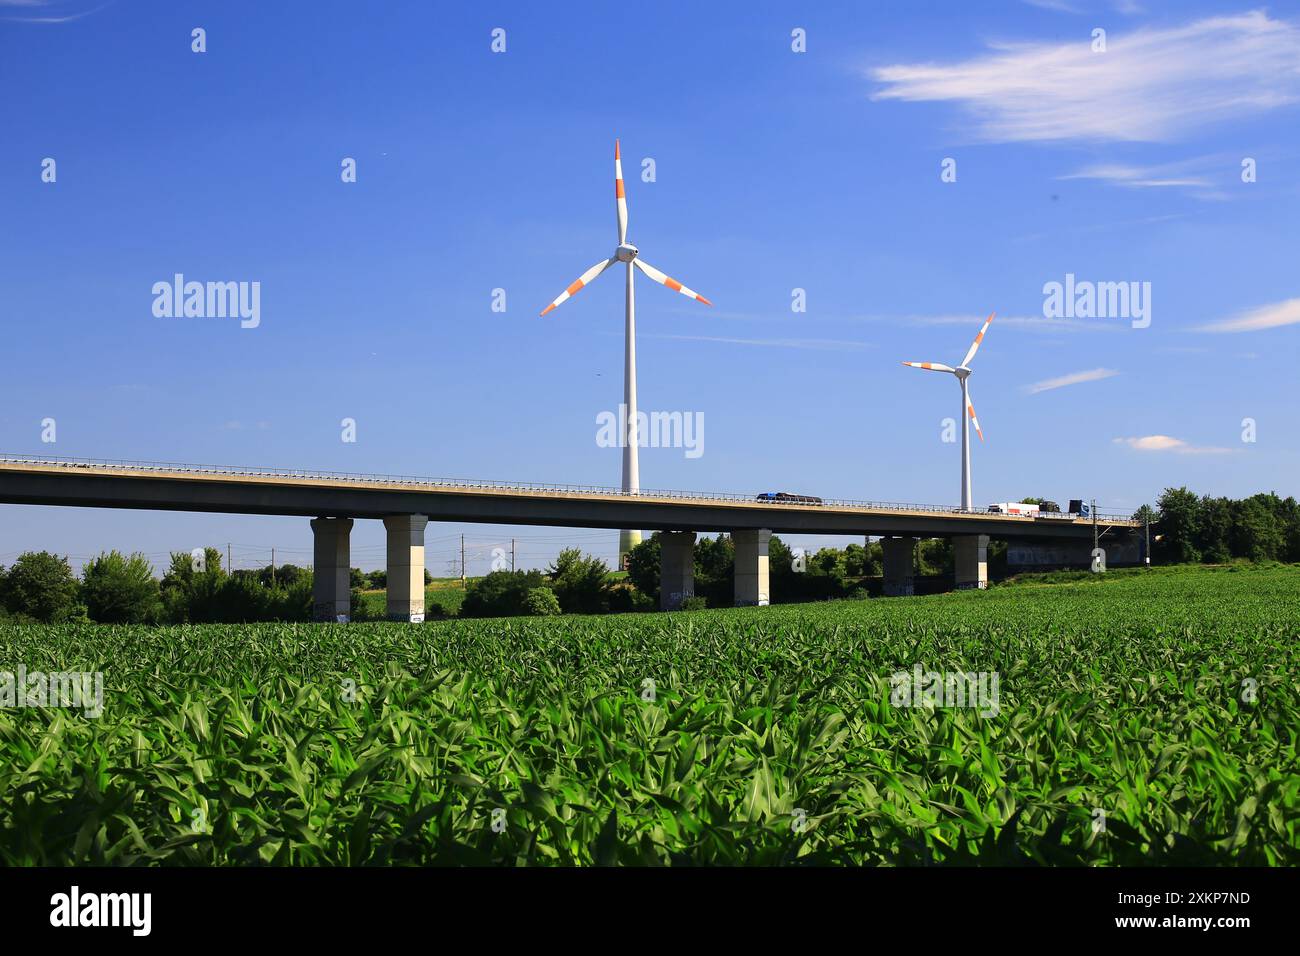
<box><xmin>0</xmin><ymin>456</ymin><xmax>1138</xmax><ymax>539</ymax></box>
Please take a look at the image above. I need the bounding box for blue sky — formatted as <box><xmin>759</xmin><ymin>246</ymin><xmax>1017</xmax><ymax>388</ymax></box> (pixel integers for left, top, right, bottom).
<box><xmin>3</xmin><ymin>0</ymin><xmax>1299</xmax><ymax>574</ymax></box>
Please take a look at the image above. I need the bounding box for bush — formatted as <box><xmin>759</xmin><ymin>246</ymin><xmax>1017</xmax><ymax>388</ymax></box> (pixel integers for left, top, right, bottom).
<box><xmin>81</xmin><ymin>551</ymin><xmax>162</xmax><ymax>624</ymax></box>
<box><xmin>681</xmin><ymin>596</ymin><xmax>708</xmax><ymax>611</ymax></box>
<box><xmin>273</xmin><ymin>576</ymin><xmax>314</xmax><ymax>621</ymax></box>
<box><xmin>351</xmin><ymin>587</ymin><xmax>380</xmax><ymax>621</ymax></box>
<box><xmin>460</xmin><ymin>570</ymin><xmax>549</xmax><ymax>618</ymax></box>
<box><xmin>3</xmin><ymin>551</ymin><xmax>80</xmax><ymax>623</ymax></box>
<box><xmin>159</xmin><ymin>548</ymin><xmax>313</xmax><ymax>623</ymax></box>
<box><xmin>524</xmin><ymin>587</ymin><xmax>562</xmax><ymax>616</ymax></box>
<box><xmin>606</xmin><ymin>582</ymin><xmax>653</xmax><ymax>613</ymax></box>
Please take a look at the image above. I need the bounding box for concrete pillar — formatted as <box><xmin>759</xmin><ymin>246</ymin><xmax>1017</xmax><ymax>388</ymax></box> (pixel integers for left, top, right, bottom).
<box><xmin>882</xmin><ymin>537</ymin><xmax>917</xmax><ymax>597</ymax></box>
<box><xmin>733</xmin><ymin>529</ymin><xmax>771</xmax><ymax>607</ymax></box>
<box><xmin>659</xmin><ymin>531</ymin><xmax>696</xmax><ymax>610</ymax></box>
<box><xmin>384</xmin><ymin>514</ymin><xmax>429</xmax><ymax>621</ymax></box>
<box><xmin>311</xmin><ymin>517</ymin><xmax>353</xmax><ymax>622</ymax></box>
<box><xmin>954</xmin><ymin>534</ymin><xmax>989</xmax><ymax>590</ymax></box>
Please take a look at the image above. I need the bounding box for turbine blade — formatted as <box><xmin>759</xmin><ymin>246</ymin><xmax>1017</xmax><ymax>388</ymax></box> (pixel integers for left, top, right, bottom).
<box><xmin>539</xmin><ymin>258</ymin><xmax>616</xmax><ymax>316</ymax></box>
<box><xmin>633</xmin><ymin>258</ymin><xmax>712</xmax><ymax>305</ymax></box>
<box><xmin>966</xmin><ymin>388</ymin><xmax>984</xmax><ymax>442</ymax></box>
<box><xmin>961</xmin><ymin>312</ymin><xmax>996</xmax><ymax>367</ymax></box>
<box><xmin>901</xmin><ymin>361</ymin><xmax>956</xmax><ymax>373</ymax></box>
<box><xmin>615</xmin><ymin>139</ymin><xmax>628</xmax><ymax>246</ymax></box>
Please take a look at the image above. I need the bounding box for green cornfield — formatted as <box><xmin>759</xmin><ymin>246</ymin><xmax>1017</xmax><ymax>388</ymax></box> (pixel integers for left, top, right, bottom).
<box><xmin>1</xmin><ymin>564</ymin><xmax>1296</xmax><ymax>865</ymax></box>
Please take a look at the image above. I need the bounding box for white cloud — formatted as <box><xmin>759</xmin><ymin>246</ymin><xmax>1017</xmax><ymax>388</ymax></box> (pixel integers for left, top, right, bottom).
<box><xmin>1113</xmin><ymin>435</ymin><xmax>1233</xmax><ymax>454</ymax></box>
<box><xmin>1024</xmin><ymin>367</ymin><xmax>1119</xmax><ymax>394</ymax></box>
<box><xmin>1195</xmin><ymin>297</ymin><xmax>1300</xmax><ymax>333</ymax></box>
<box><xmin>871</xmin><ymin>11</ymin><xmax>1300</xmax><ymax>143</ymax></box>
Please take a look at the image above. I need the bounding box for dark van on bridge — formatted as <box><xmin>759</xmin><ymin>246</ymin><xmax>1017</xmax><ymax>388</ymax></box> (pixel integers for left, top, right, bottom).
<box><xmin>757</xmin><ymin>491</ymin><xmax>824</xmax><ymax>505</ymax></box>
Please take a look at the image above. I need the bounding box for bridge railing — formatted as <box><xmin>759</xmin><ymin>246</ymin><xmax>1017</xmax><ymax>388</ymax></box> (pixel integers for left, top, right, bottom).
<box><xmin>0</xmin><ymin>453</ymin><xmax>1137</xmax><ymax>522</ymax></box>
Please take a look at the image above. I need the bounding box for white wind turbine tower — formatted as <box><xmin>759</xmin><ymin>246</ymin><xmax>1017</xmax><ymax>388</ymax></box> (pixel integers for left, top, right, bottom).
<box><xmin>902</xmin><ymin>312</ymin><xmax>995</xmax><ymax>512</ymax></box>
<box><xmin>540</xmin><ymin>139</ymin><xmax>713</xmax><ymax>565</ymax></box>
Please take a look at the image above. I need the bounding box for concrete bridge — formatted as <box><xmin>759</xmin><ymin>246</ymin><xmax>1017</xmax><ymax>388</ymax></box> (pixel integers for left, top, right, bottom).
<box><xmin>0</xmin><ymin>456</ymin><xmax>1141</xmax><ymax>620</ymax></box>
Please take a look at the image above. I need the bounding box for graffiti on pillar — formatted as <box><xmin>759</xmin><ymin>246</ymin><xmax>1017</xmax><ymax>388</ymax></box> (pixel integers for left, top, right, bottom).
<box><xmin>1091</xmin><ymin>548</ymin><xmax>1106</xmax><ymax>573</ymax></box>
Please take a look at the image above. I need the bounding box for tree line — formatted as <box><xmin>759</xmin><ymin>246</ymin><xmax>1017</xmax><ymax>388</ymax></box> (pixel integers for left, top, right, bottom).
<box><xmin>1144</xmin><ymin>488</ymin><xmax>1300</xmax><ymax>565</ymax></box>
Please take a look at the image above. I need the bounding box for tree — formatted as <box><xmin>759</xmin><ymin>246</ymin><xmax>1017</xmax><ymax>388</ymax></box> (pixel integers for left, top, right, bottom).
<box><xmin>1155</xmin><ymin>487</ymin><xmax>1202</xmax><ymax>564</ymax></box>
<box><xmin>275</xmin><ymin>564</ymin><xmax>307</xmax><ymax>588</ymax></box>
<box><xmin>693</xmin><ymin>534</ymin><xmax>734</xmax><ymax>607</ymax></box>
<box><xmin>626</xmin><ymin>533</ymin><xmax>662</xmax><ymax>604</ymax></box>
<box><xmin>1231</xmin><ymin>494</ymin><xmax>1284</xmax><ymax>562</ymax></box>
<box><xmin>81</xmin><ymin>551</ymin><xmax>162</xmax><ymax>623</ymax></box>
<box><xmin>3</xmin><ymin>551</ymin><xmax>80</xmax><ymax>622</ymax></box>
<box><xmin>1197</xmin><ymin>496</ymin><xmax>1233</xmax><ymax>564</ymax></box>
<box><xmin>1021</xmin><ymin>497</ymin><xmax>1061</xmax><ymax>513</ymax></box>
<box><xmin>160</xmin><ymin>547</ymin><xmax>225</xmax><ymax>623</ymax></box>
<box><xmin>1281</xmin><ymin>497</ymin><xmax>1300</xmax><ymax>563</ymax></box>
<box><xmin>547</xmin><ymin>548</ymin><xmax>610</xmax><ymax>614</ymax></box>
<box><xmin>916</xmin><ymin>538</ymin><xmax>953</xmax><ymax>576</ymax></box>
<box><xmin>843</xmin><ymin>543</ymin><xmax>880</xmax><ymax>577</ymax></box>
<box><xmin>767</xmin><ymin>535</ymin><xmax>795</xmax><ymax>601</ymax></box>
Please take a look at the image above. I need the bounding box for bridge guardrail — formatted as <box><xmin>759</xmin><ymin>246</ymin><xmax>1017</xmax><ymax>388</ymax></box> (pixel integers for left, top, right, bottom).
<box><xmin>0</xmin><ymin>453</ymin><xmax>1137</xmax><ymax>522</ymax></box>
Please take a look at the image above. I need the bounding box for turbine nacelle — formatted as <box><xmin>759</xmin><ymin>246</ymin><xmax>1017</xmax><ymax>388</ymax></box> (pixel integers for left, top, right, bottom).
<box><xmin>615</xmin><ymin>243</ymin><xmax>639</xmax><ymax>263</ymax></box>
<box><xmin>954</xmin><ymin>366</ymin><xmax>971</xmax><ymax>380</ymax></box>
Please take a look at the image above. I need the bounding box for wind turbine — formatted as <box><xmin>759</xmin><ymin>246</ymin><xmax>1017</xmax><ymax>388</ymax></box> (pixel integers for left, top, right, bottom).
<box><xmin>540</xmin><ymin>139</ymin><xmax>713</xmax><ymax>565</ymax></box>
<box><xmin>902</xmin><ymin>312</ymin><xmax>995</xmax><ymax>512</ymax></box>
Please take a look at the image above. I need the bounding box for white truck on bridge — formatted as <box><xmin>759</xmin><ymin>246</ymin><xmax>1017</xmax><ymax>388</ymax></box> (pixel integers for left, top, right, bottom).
<box><xmin>987</xmin><ymin>502</ymin><xmax>1040</xmax><ymax>516</ymax></box>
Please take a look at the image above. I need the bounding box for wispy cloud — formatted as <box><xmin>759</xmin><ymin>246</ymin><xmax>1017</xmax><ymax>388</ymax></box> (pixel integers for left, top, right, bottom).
<box><xmin>1058</xmin><ymin>156</ymin><xmax>1237</xmax><ymax>198</ymax></box>
<box><xmin>892</xmin><ymin>313</ymin><xmax>1123</xmax><ymax>333</ymax></box>
<box><xmin>1113</xmin><ymin>435</ymin><xmax>1233</xmax><ymax>454</ymax></box>
<box><xmin>871</xmin><ymin>11</ymin><xmax>1300</xmax><ymax>143</ymax></box>
<box><xmin>1023</xmin><ymin>0</ymin><xmax>1080</xmax><ymax>12</ymax></box>
<box><xmin>1059</xmin><ymin>163</ymin><xmax>1210</xmax><ymax>189</ymax></box>
<box><xmin>2</xmin><ymin>0</ymin><xmax>113</xmax><ymax>23</ymax></box>
<box><xmin>1195</xmin><ymin>297</ymin><xmax>1300</xmax><ymax>333</ymax></box>
<box><xmin>1024</xmin><ymin>367</ymin><xmax>1119</xmax><ymax>394</ymax></box>
<box><xmin>646</xmin><ymin>334</ymin><xmax>874</xmax><ymax>351</ymax></box>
